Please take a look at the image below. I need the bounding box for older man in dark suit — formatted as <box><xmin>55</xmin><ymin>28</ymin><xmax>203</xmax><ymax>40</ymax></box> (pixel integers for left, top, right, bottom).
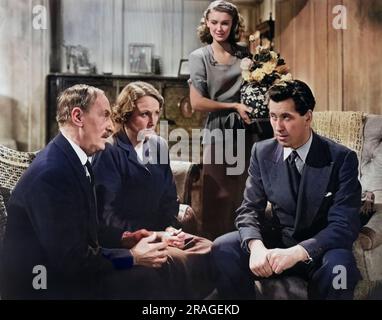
<box><xmin>1</xmin><ymin>84</ymin><xmax>173</xmax><ymax>299</ymax></box>
<box><xmin>212</xmin><ymin>80</ymin><xmax>362</xmax><ymax>299</ymax></box>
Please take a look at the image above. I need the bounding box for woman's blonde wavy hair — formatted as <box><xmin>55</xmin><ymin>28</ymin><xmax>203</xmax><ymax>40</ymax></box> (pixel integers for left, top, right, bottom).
<box><xmin>113</xmin><ymin>81</ymin><xmax>164</xmax><ymax>131</ymax></box>
<box><xmin>197</xmin><ymin>0</ymin><xmax>245</xmax><ymax>45</ymax></box>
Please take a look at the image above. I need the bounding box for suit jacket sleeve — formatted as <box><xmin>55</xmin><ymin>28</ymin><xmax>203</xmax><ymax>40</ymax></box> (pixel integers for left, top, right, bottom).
<box><xmin>93</xmin><ymin>146</ymin><xmax>128</xmax><ymax>234</ymax></box>
<box><xmin>299</xmin><ymin>150</ymin><xmax>361</xmax><ymax>259</ymax></box>
<box><xmin>235</xmin><ymin>143</ymin><xmax>268</xmax><ymax>252</ymax></box>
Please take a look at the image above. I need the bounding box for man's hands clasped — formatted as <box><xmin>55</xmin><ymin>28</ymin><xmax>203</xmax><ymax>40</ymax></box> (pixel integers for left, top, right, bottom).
<box><xmin>249</xmin><ymin>240</ymin><xmax>309</xmax><ymax>277</ymax></box>
<box><xmin>130</xmin><ymin>232</ymin><xmax>169</xmax><ymax>268</ymax></box>
<box><xmin>125</xmin><ymin>226</ymin><xmax>186</xmax><ymax>269</ymax></box>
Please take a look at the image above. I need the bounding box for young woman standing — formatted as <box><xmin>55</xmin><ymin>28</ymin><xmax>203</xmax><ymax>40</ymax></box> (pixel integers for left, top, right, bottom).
<box><xmin>189</xmin><ymin>1</ymin><xmax>254</xmax><ymax>240</ymax></box>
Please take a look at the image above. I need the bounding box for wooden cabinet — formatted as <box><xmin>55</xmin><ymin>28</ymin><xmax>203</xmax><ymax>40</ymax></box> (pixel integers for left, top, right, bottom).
<box><xmin>46</xmin><ymin>74</ymin><xmax>206</xmax><ymax>145</ymax></box>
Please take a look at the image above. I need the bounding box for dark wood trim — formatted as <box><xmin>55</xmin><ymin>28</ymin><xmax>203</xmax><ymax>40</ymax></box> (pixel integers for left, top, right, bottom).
<box><xmin>49</xmin><ymin>0</ymin><xmax>62</xmax><ymax>72</ymax></box>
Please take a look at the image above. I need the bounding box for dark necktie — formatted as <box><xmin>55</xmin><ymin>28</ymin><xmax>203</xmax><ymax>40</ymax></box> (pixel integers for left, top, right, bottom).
<box><xmin>85</xmin><ymin>160</ymin><xmax>98</xmax><ymax>215</ymax></box>
<box><xmin>84</xmin><ymin>160</ymin><xmax>99</xmax><ymax>248</ymax></box>
<box><xmin>85</xmin><ymin>160</ymin><xmax>94</xmax><ymax>186</ymax></box>
<box><xmin>287</xmin><ymin>151</ymin><xmax>301</xmax><ymax>199</ymax></box>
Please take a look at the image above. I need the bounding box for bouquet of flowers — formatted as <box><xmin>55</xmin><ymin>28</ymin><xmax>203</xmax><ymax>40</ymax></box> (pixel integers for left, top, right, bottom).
<box><xmin>240</xmin><ymin>37</ymin><xmax>292</xmax><ymax>121</ymax></box>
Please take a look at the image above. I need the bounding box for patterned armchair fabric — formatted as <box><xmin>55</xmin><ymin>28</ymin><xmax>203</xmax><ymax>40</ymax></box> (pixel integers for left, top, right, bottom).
<box><xmin>0</xmin><ymin>145</ymin><xmax>37</xmax><ymax>190</ymax></box>
<box><xmin>0</xmin><ymin>193</ymin><xmax>7</xmax><ymax>246</ymax></box>
<box><xmin>0</xmin><ymin>145</ymin><xmax>38</xmax><ymax>299</ymax></box>
<box><xmin>0</xmin><ymin>145</ymin><xmax>37</xmax><ymax>242</ymax></box>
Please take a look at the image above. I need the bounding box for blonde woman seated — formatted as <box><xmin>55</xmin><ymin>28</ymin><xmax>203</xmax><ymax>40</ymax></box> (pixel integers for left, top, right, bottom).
<box><xmin>93</xmin><ymin>81</ymin><xmax>214</xmax><ymax>299</ymax></box>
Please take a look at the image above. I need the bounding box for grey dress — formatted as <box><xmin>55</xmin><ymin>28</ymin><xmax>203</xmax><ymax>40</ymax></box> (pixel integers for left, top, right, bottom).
<box><xmin>189</xmin><ymin>45</ymin><xmax>246</xmax><ymax>143</ymax></box>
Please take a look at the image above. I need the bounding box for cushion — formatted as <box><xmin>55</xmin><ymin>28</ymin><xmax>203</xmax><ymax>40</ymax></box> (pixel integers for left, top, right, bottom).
<box><xmin>255</xmin><ymin>276</ymin><xmax>308</xmax><ymax>300</ymax></box>
<box><xmin>360</xmin><ymin>191</ymin><xmax>376</xmax><ymax>226</ymax></box>
<box><xmin>312</xmin><ymin>111</ymin><xmax>364</xmax><ymax>159</ymax></box>
<box><xmin>0</xmin><ymin>144</ymin><xmax>37</xmax><ymax>190</ymax></box>
<box><xmin>170</xmin><ymin>160</ymin><xmax>201</xmax><ymax>204</ymax></box>
<box><xmin>0</xmin><ymin>186</ymin><xmax>11</xmax><ymax>206</ymax></box>
<box><xmin>360</xmin><ymin>114</ymin><xmax>382</xmax><ymax>204</ymax></box>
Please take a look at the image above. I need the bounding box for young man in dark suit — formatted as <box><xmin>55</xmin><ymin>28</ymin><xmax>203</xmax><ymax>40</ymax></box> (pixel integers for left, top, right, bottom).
<box><xmin>212</xmin><ymin>80</ymin><xmax>362</xmax><ymax>299</ymax></box>
<box><xmin>1</xmin><ymin>84</ymin><xmax>173</xmax><ymax>299</ymax></box>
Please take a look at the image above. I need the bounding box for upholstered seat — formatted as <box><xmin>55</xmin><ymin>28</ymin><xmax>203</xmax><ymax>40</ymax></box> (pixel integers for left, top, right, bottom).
<box><xmin>170</xmin><ymin>160</ymin><xmax>201</xmax><ymax>205</ymax></box>
<box><xmin>0</xmin><ymin>145</ymin><xmax>38</xmax><ymax>299</ymax></box>
<box><xmin>0</xmin><ymin>145</ymin><xmax>37</xmax><ymax>243</ymax></box>
<box><xmin>170</xmin><ymin>160</ymin><xmax>202</xmax><ymax>234</ymax></box>
<box><xmin>255</xmin><ymin>112</ymin><xmax>382</xmax><ymax>299</ymax></box>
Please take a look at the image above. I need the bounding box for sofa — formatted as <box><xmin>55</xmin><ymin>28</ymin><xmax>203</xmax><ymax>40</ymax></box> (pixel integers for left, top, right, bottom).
<box><xmin>255</xmin><ymin>112</ymin><xmax>382</xmax><ymax>299</ymax></box>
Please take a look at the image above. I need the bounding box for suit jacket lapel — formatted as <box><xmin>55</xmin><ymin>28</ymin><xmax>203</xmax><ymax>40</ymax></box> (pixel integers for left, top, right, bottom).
<box><xmin>53</xmin><ymin>133</ymin><xmax>98</xmax><ymax>245</ymax></box>
<box><xmin>294</xmin><ymin>133</ymin><xmax>334</xmax><ymax>233</ymax></box>
<box><xmin>266</xmin><ymin>143</ymin><xmax>297</xmax><ymax>215</ymax></box>
<box><xmin>115</xmin><ymin>131</ymin><xmax>152</xmax><ymax>174</ymax></box>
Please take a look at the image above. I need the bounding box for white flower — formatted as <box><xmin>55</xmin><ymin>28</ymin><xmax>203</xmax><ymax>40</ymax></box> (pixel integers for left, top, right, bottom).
<box><xmin>240</xmin><ymin>58</ymin><xmax>253</xmax><ymax>71</ymax></box>
<box><xmin>280</xmin><ymin>73</ymin><xmax>293</xmax><ymax>82</ymax></box>
<box><xmin>251</xmin><ymin>69</ymin><xmax>266</xmax><ymax>82</ymax></box>
<box><xmin>249</xmin><ymin>31</ymin><xmax>260</xmax><ymax>42</ymax></box>
<box><xmin>242</xmin><ymin>70</ymin><xmax>252</xmax><ymax>82</ymax></box>
<box><xmin>262</xmin><ymin>61</ymin><xmax>276</xmax><ymax>74</ymax></box>
<box><xmin>270</xmin><ymin>51</ymin><xmax>278</xmax><ymax>62</ymax></box>
<box><xmin>245</xmin><ymin>86</ymin><xmax>255</xmax><ymax>94</ymax></box>
<box><xmin>241</xmin><ymin>43</ymin><xmax>289</xmax><ymax>86</ymax></box>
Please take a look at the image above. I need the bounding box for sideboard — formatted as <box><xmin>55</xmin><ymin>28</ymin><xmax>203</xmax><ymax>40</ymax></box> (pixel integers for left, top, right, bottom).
<box><xmin>46</xmin><ymin>73</ymin><xmax>207</xmax><ymax>148</ymax></box>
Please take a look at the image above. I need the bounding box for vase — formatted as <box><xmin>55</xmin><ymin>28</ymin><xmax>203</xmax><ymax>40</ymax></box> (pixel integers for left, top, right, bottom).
<box><xmin>240</xmin><ymin>82</ymin><xmax>270</xmax><ymax>120</ymax></box>
<box><xmin>240</xmin><ymin>82</ymin><xmax>274</xmax><ymax>140</ymax></box>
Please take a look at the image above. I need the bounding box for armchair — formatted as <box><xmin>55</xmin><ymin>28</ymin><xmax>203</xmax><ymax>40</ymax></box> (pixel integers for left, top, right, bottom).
<box><xmin>170</xmin><ymin>160</ymin><xmax>202</xmax><ymax>235</ymax></box>
<box><xmin>0</xmin><ymin>145</ymin><xmax>37</xmax><ymax>244</ymax></box>
<box><xmin>255</xmin><ymin>112</ymin><xmax>382</xmax><ymax>299</ymax></box>
<box><xmin>0</xmin><ymin>145</ymin><xmax>38</xmax><ymax>298</ymax></box>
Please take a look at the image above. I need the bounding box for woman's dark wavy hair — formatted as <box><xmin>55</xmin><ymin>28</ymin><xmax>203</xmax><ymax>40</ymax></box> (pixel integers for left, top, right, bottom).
<box><xmin>266</xmin><ymin>80</ymin><xmax>316</xmax><ymax>115</ymax></box>
<box><xmin>197</xmin><ymin>0</ymin><xmax>245</xmax><ymax>45</ymax></box>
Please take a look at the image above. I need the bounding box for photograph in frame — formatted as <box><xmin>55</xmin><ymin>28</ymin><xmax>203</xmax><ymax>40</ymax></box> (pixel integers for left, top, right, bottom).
<box><xmin>178</xmin><ymin>59</ymin><xmax>189</xmax><ymax>77</ymax></box>
<box><xmin>129</xmin><ymin>43</ymin><xmax>154</xmax><ymax>74</ymax></box>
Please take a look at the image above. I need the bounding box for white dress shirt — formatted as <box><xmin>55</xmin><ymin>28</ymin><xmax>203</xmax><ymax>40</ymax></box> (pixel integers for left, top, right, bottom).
<box><xmin>283</xmin><ymin>131</ymin><xmax>313</xmax><ymax>174</ymax></box>
<box><xmin>60</xmin><ymin>130</ymin><xmax>92</xmax><ymax>178</ymax></box>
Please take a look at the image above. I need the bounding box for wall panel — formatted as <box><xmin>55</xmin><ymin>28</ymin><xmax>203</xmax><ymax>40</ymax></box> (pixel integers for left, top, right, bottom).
<box><xmin>276</xmin><ymin>0</ymin><xmax>382</xmax><ymax>114</ymax></box>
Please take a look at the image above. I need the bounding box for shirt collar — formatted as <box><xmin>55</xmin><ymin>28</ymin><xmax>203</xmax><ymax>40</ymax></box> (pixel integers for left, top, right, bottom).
<box><xmin>60</xmin><ymin>130</ymin><xmax>90</xmax><ymax>165</ymax></box>
<box><xmin>283</xmin><ymin>131</ymin><xmax>313</xmax><ymax>163</ymax></box>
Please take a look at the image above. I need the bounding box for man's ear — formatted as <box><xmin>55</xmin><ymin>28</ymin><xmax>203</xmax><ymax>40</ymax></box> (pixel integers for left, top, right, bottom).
<box><xmin>71</xmin><ymin>107</ymin><xmax>84</xmax><ymax>127</ymax></box>
<box><xmin>305</xmin><ymin>110</ymin><xmax>313</xmax><ymax>124</ymax></box>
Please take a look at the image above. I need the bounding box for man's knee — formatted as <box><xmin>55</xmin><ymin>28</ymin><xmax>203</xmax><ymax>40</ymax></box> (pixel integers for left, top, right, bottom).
<box><xmin>212</xmin><ymin>231</ymin><xmax>240</xmax><ymax>258</ymax></box>
<box><xmin>309</xmin><ymin>249</ymin><xmax>361</xmax><ymax>299</ymax></box>
<box><xmin>319</xmin><ymin>248</ymin><xmax>361</xmax><ymax>289</ymax></box>
<box><xmin>321</xmin><ymin>249</ymin><xmax>359</xmax><ymax>277</ymax></box>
